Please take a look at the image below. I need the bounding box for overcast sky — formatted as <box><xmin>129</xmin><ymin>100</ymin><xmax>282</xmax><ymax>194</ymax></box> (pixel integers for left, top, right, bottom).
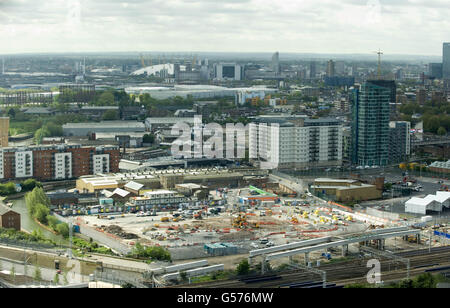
<box><xmin>0</xmin><ymin>0</ymin><xmax>449</xmax><ymax>56</ymax></box>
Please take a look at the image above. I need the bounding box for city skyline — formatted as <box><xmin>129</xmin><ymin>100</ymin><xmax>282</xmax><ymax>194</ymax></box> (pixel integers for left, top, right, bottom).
<box><xmin>1</xmin><ymin>0</ymin><xmax>449</xmax><ymax>56</ymax></box>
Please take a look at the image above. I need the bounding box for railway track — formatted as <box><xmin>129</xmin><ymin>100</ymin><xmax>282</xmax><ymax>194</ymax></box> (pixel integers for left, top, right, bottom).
<box><xmin>175</xmin><ymin>248</ymin><xmax>450</xmax><ymax>288</ymax></box>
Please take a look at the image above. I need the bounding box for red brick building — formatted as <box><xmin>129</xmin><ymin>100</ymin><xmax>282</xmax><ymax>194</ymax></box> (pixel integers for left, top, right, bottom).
<box><xmin>0</xmin><ymin>204</ymin><xmax>21</xmax><ymax>231</ymax></box>
<box><xmin>0</xmin><ymin>144</ymin><xmax>120</xmax><ymax>181</ymax></box>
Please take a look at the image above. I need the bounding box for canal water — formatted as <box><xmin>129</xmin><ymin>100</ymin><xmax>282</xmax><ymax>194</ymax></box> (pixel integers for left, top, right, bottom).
<box><xmin>9</xmin><ymin>197</ymin><xmax>67</xmax><ymax>244</ymax></box>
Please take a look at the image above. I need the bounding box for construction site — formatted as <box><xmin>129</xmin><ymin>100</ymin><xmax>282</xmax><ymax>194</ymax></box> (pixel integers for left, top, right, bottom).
<box><xmin>78</xmin><ymin>183</ymin><xmax>405</xmax><ymax>261</ymax></box>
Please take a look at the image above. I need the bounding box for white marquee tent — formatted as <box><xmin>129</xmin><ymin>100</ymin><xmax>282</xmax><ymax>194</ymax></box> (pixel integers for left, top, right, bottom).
<box><xmin>405</xmin><ymin>191</ymin><xmax>450</xmax><ymax>215</ymax></box>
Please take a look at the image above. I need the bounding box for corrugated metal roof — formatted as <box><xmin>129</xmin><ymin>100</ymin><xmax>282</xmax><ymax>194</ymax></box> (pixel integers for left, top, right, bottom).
<box><xmin>124</xmin><ymin>181</ymin><xmax>144</xmax><ymax>191</ymax></box>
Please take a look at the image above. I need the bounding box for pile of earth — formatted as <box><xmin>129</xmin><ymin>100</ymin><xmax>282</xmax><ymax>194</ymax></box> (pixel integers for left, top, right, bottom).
<box><xmin>103</xmin><ymin>225</ymin><xmax>138</xmax><ymax>239</ymax></box>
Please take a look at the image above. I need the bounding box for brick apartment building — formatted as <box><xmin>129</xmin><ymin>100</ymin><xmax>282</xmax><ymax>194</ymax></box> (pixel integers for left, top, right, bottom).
<box><xmin>0</xmin><ymin>144</ymin><xmax>120</xmax><ymax>181</ymax></box>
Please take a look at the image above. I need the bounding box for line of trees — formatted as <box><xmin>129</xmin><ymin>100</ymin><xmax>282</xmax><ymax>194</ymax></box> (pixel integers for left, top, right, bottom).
<box><xmin>0</xmin><ymin>179</ymin><xmax>42</xmax><ymax>196</ymax></box>
<box><xmin>25</xmin><ymin>187</ymin><xmax>69</xmax><ymax>238</ymax></box>
<box><xmin>399</xmin><ymin>101</ymin><xmax>450</xmax><ymax>135</ymax></box>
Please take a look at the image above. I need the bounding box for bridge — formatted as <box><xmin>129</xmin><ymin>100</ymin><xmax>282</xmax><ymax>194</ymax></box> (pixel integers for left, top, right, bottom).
<box><xmin>412</xmin><ymin>137</ymin><xmax>450</xmax><ymax>147</ymax></box>
<box><xmin>249</xmin><ymin>227</ymin><xmax>421</xmax><ymax>274</ymax></box>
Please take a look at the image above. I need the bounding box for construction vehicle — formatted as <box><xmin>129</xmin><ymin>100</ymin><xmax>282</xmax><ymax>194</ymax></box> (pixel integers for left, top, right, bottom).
<box><xmin>249</xmin><ymin>221</ymin><xmax>260</xmax><ymax>229</ymax></box>
<box><xmin>233</xmin><ymin>213</ymin><xmax>248</xmax><ymax>228</ymax></box>
<box><xmin>345</xmin><ymin>215</ymin><xmax>353</xmax><ymax>222</ymax></box>
<box><xmin>302</xmin><ymin>211</ymin><xmax>309</xmax><ymax>219</ymax></box>
<box><xmin>194</xmin><ymin>210</ymin><xmax>203</xmax><ymax>220</ymax></box>
<box><xmin>161</xmin><ymin>217</ymin><xmax>170</xmax><ymax>223</ymax></box>
<box><xmin>291</xmin><ymin>217</ymin><xmax>299</xmax><ymax>224</ymax></box>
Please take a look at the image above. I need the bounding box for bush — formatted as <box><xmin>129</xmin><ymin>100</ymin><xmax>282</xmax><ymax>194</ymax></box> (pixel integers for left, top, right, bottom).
<box><xmin>47</xmin><ymin>215</ymin><xmax>59</xmax><ymax>230</ymax></box>
<box><xmin>55</xmin><ymin>223</ymin><xmax>70</xmax><ymax>238</ymax></box>
<box><xmin>129</xmin><ymin>243</ymin><xmax>171</xmax><ymax>261</ymax></box>
<box><xmin>0</xmin><ymin>182</ymin><xmax>17</xmax><ymax>196</ymax></box>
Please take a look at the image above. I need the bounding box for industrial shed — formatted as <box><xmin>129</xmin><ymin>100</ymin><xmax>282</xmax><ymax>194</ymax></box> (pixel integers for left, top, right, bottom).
<box><xmin>405</xmin><ymin>191</ymin><xmax>450</xmax><ymax>215</ymax></box>
<box><xmin>124</xmin><ymin>181</ymin><xmax>144</xmax><ymax>195</ymax></box>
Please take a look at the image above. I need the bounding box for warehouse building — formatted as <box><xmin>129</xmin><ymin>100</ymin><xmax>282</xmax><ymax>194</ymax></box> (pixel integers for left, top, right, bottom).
<box><xmin>145</xmin><ymin>117</ymin><xmax>196</xmax><ymax>131</ymax></box>
<box><xmin>310</xmin><ymin>178</ymin><xmax>382</xmax><ymax>202</ymax></box>
<box><xmin>429</xmin><ymin>160</ymin><xmax>450</xmax><ymax>174</ymax></box>
<box><xmin>63</xmin><ymin>121</ymin><xmax>145</xmax><ymax>137</ymax></box>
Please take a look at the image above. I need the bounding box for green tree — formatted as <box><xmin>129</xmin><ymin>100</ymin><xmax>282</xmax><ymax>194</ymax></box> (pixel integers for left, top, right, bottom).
<box><xmin>413</xmin><ymin>273</ymin><xmax>436</xmax><ymax>288</ymax></box>
<box><xmin>10</xmin><ymin>265</ymin><xmax>16</xmax><ymax>280</ymax></box>
<box><xmin>102</xmin><ymin>109</ymin><xmax>119</xmax><ymax>121</ymax></box>
<box><xmin>179</xmin><ymin>271</ymin><xmax>188</xmax><ymax>282</ymax></box>
<box><xmin>34</xmin><ymin>126</ymin><xmax>50</xmax><ymax>144</ymax></box>
<box><xmin>56</xmin><ymin>223</ymin><xmax>70</xmax><ymax>238</ymax></box>
<box><xmin>34</xmin><ymin>203</ymin><xmax>50</xmax><ymax>224</ymax></box>
<box><xmin>54</xmin><ymin>273</ymin><xmax>60</xmax><ymax>285</ymax></box>
<box><xmin>97</xmin><ymin>91</ymin><xmax>115</xmax><ymax>106</ymax></box>
<box><xmin>143</xmin><ymin>134</ymin><xmax>155</xmax><ymax>144</ymax></box>
<box><xmin>437</xmin><ymin>126</ymin><xmax>447</xmax><ymax>136</ymax></box>
<box><xmin>45</xmin><ymin>122</ymin><xmax>63</xmax><ymax>136</ymax></box>
<box><xmin>7</xmin><ymin>108</ymin><xmax>16</xmax><ymax>119</ymax></box>
<box><xmin>236</xmin><ymin>259</ymin><xmax>250</xmax><ymax>276</ymax></box>
<box><xmin>33</xmin><ymin>266</ymin><xmax>42</xmax><ymax>282</ymax></box>
<box><xmin>47</xmin><ymin>215</ymin><xmax>59</xmax><ymax>230</ymax></box>
<box><xmin>63</xmin><ymin>271</ymin><xmax>69</xmax><ymax>285</ymax></box>
<box><xmin>21</xmin><ymin>179</ymin><xmax>42</xmax><ymax>192</ymax></box>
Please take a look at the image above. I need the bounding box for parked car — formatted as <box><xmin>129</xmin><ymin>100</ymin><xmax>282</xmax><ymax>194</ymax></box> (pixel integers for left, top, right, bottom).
<box><xmin>266</xmin><ymin>241</ymin><xmax>275</xmax><ymax>247</ymax></box>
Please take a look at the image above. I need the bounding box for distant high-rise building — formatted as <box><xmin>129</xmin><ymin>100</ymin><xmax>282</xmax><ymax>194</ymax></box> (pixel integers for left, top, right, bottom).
<box><xmin>416</xmin><ymin>88</ymin><xmax>427</xmax><ymax>105</ymax></box>
<box><xmin>309</xmin><ymin>61</ymin><xmax>316</xmax><ymax>79</ymax></box>
<box><xmin>389</xmin><ymin>121</ymin><xmax>411</xmax><ymax>163</ymax></box>
<box><xmin>0</xmin><ymin>117</ymin><xmax>9</xmax><ymax>147</ymax></box>
<box><xmin>443</xmin><ymin>43</ymin><xmax>450</xmax><ymax>79</ymax></box>
<box><xmin>272</xmin><ymin>52</ymin><xmax>281</xmax><ymax>75</ymax></box>
<box><xmin>335</xmin><ymin>61</ymin><xmax>345</xmax><ymax>76</ymax></box>
<box><xmin>326</xmin><ymin>60</ymin><xmax>335</xmax><ymax>77</ymax></box>
<box><xmin>351</xmin><ymin>82</ymin><xmax>390</xmax><ymax>167</ymax></box>
<box><xmin>350</xmin><ymin>64</ymin><xmax>358</xmax><ymax>77</ymax></box>
<box><xmin>214</xmin><ymin>63</ymin><xmax>243</xmax><ymax>81</ymax></box>
<box><xmin>395</xmin><ymin>68</ymin><xmax>404</xmax><ymax>81</ymax></box>
<box><xmin>429</xmin><ymin>63</ymin><xmax>443</xmax><ymax>79</ymax></box>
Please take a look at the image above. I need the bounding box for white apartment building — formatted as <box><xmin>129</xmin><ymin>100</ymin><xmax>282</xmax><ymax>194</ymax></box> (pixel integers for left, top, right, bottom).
<box><xmin>54</xmin><ymin>152</ymin><xmax>72</xmax><ymax>180</ymax></box>
<box><xmin>249</xmin><ymin>117</ymin><xmax>343</xmax><ymax>170</ymax></box>
<box><xmin>15</xmin><ymin>150</ymin><xmax>33</xmax><ymax>178</ymax></box>
<box><xmin>93</xmin><ymin>154</ymin><xmax>110</xmax><ymax>174</ymax></box>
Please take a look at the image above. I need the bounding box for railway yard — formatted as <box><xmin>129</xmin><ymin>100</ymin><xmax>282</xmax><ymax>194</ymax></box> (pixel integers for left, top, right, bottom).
<box><xmin>176</xmin><ymin>246</ymin><xmax>450</xmax><ymax>288</ymax></box>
